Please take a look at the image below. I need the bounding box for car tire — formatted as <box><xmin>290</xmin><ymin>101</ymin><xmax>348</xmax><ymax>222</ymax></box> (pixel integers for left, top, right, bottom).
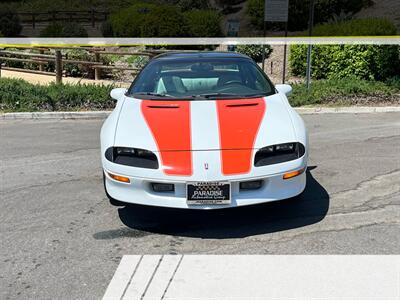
<box><xmin>103</xmin><ymin>173</ymin><xmax>126</xmax><ymax>207</ymax></box>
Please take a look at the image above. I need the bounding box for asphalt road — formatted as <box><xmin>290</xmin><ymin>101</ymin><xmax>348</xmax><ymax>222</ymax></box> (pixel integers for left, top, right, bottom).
<box><xmin>1</xmin><ymin>113</ymin><xmax>399</xmax><ymax>299</ymax></box>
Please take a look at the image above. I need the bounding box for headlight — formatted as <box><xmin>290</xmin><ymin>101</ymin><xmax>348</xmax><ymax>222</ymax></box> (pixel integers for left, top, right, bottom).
<box><xmin>254</xmin><ymin>142</ymin><xmax>305</xmax><ymax>167</ymax></box>
<box><xmin>105</xmin><ymin>147</ymin><xmax>159</xmax><ymax>169</ymax></box>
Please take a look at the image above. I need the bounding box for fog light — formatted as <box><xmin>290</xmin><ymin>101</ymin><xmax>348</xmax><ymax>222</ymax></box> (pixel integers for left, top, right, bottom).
<box><xmin>107</xmin><ymin>172</ymin><xmax>130</xmax><ymax>183</ymax></box>
<box><xmin>152</xmin><ymin>183</ymin><xmax>174</xmax><ymax>192</ymax></box>
<box><xmin>240</xmin><ymin>180</ymin><xmax>263</xmax><ymax>190</ymax></box>
<box><xmin>283</xmin><ymin>167</ymin><xmax>305</xmax><ymax>180</ymax></box>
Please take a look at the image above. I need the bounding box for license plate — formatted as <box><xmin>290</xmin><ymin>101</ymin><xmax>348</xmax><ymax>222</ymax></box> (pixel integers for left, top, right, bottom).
<box><xmin>187</xmin><ymin>182</ymin><xmax>231</xmax><ymax>205</ymax></box>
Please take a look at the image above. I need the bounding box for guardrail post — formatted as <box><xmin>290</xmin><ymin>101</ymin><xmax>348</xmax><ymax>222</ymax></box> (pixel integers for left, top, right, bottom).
<box><xmin>32</xmin><ymin>14</ymin><xmax>36</xmax><ymax>29</ymax></box>
<box><xmin>94</xmin><ymin>52</ymin><xmax>101</xmax><ymax>80</ymax></box>
<box><xmin>39</xmin><ymin>50</ymin><xmax>44</xmax><ymax>72</ymax></box>
<box><xmin>55</xmin><ymin>50</ymin><xmax>62</xmax><ymax>84</ymax></box>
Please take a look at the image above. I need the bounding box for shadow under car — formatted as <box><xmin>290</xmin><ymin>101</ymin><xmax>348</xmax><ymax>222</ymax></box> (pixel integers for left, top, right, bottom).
<box><xmin>95</xmin><ymin>166</ymin><xmax>329</xmax><ymax>239</ymax></box>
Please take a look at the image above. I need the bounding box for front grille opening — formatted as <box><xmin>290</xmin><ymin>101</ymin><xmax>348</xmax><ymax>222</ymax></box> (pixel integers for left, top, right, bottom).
<box><xmin>151</xmin><ymin>183</ymin><xmax>175</xmax><ymax>193</ymax></box>
<box><xmin>240</xmin><ymin>180</ymin><xmax>263</xmax><ymax>190</ymax></box>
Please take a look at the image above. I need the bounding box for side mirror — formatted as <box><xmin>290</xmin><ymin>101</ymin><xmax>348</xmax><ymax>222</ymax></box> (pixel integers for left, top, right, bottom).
<box><xmin>110</xmin><ymin>88</ymin><xmax>127</xmax><ymax>101</ymax></box>
<box><xmin>275</xmin><ymin>84</ymin><xmax>292</xmax><ymax>96</ymax></box>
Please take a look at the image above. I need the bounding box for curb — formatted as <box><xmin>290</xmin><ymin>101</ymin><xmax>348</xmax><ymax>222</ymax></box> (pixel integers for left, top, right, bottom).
<box><xmin>1</xmin><ymin>107</ymin><xmax>399</xmax><ymax>120</ymax></box>
<box><xmin>0</xmin><ymin>111</ymin><xmax>111</xmax><ymax>120</ymax></box>
<box><xmin>296</xmin><ymin>106</ymin><xmax>400</xmax><ymax>114</ymax></box>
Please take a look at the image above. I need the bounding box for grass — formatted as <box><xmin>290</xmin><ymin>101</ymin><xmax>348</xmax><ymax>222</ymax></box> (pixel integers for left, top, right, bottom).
<box><xmin>0</xmin><ymin>78</ymin><xmax>115</xmax><ymax>112</ymax></box>
<box><xmin>289</xmin><ymin>77</ymin><xmax>400</xmax><ymax>107</ymax></box>
<box><xmin>0</xmin><ymin>77</ymin><xmax>399</xmax><ymax>112</ymax></box>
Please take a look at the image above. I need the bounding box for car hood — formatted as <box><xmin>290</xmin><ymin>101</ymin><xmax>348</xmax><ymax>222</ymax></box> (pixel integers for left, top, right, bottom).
<box><xmin>114</xmin><ymin>94</ymin><xmax>297</xmax><ymax>152</ymax></box>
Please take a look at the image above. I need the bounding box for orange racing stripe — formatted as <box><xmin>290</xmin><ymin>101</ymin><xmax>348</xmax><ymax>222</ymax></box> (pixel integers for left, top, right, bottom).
<box><xmin>216</xmin><ymin>98</ymin><xmax>266</xmax><ymax>175</ymax></box>
<box><xmin>141</xmin><ymin>100</ymin><xmax>192</xmax><ymax>176</ymax></box>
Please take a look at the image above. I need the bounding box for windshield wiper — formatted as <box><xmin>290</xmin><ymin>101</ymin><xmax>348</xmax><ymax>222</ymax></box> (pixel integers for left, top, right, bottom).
<box><xmin>191</xmin><ymin>93</ymin><xmax>237</xmax><ymax>99</ymax></box>
<box><xmin>133</xmin><ymin>92</ymin><xmax>175</xmax><ymax>98</ymax></box>
<box><xmin>244</xmin><ymin>93</ymin><xmax>271</xmax><ymax>97</ymax></box>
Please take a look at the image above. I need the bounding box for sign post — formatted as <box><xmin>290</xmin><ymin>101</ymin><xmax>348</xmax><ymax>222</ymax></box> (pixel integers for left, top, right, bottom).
<box><xmin>306</xmin><ymin>0</ymin><xmax>315</xmax><ymax>90</ymax></box>
<box><xmin>263</xmin><ymin>0</ymin><xmax>289</xmax><ymax>83</ymax></box>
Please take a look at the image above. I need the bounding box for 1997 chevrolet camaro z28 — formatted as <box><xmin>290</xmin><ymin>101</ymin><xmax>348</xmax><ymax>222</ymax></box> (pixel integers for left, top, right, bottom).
<box><xmin>101</xmin><ymin>52</ymin><xmax>308</xmax><ymax>209</ymax></box>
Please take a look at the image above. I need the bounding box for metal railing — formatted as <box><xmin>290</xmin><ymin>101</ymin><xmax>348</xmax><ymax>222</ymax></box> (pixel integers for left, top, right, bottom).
<box><xmin>18</xmin><ymin>10</ymin><xmax>109</xmax><ymax>29</ymax></box>
<box><xmin>0</xmin><ymin>47</ymin><xmax>161</xmax><ymax>83</ymax></box>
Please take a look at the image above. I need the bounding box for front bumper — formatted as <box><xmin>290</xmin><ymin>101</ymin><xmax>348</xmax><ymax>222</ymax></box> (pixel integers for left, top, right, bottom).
<box><xmin>103</xmin><ymin>165</ymin><xmax>307</xmax><ymax>209</ymax></box>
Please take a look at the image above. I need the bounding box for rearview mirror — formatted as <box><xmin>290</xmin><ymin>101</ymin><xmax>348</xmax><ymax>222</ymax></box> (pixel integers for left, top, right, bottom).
<box><xmin>275</xmin><ymin>84</ymin><xmax>292</xmax><ymax>96</ymax></box>
<box><xmin>110</xmin><ymin>88</ymin><xmax>127</xmax><ymax>101</ymax></box>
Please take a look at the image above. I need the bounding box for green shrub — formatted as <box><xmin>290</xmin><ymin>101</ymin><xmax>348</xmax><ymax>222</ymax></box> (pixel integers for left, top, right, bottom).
<box><xmin>311</xmin><ymin>18</ymin><xmax>397</xmax><ymax>36</ymax></box>
<box><xmin>290</xmin><ymin>44</ymin><xmax>400</xmax><ymax>80</ymax></box>
<box><xmin>247</xmin><ymin>0</ymin><xmax>373</xmax><ymax>31</ymax></box>
<box><xmin>290</xmin><ymin>19</ymin><xmax>399</xmax><ymax>80</ymax></box>
<box><xmin>246</xmin><ymin>0</ymin><xmax>264</xmax><ymax>30</ymax></box>
<box><xmin>40</xmin><ymin>22</ymin><xmax>88</xmax><ymax>37</ymax></box>
<box><xmin>0</xmin><ymin>78</ymin><xmax>114</xmax><ymax>112</ymax></box>
<box><xmin>63</xmin><ymin>49</ymin><xmax>92</xmax><ymax>77</ymax></box>
<box><xmin>63</xmin><ymin>49</ymin><xmax>113</xmax><ymax>78</ymax></box>
<box><xmin>126</xmin><ymin>55</ymin><xmax>150</xmax><ymax>68</ymax></box>
<box><xmin>183</xmin><ymin>10</ymin><xmax>222</xmax><ymax>37</ymax></box>
<box><xmin>175</xmin><ymin>0</ymin><xmax>210</xmax><ymax>11</ymax></box>
<box><xmin>386</xmin><ymin>76</ymin><xmax>400</xmax><ymax>90</ymax></box>
<box><xmin>288</xmin><ymin>77</ymin><xmax>400</xmax><ymax>107</ymax></box>
<box><xmin>110</xmin><ymin>3</ymin><xmax>185</xmax><ymax>37</ymax></box>
<box><xmin>0</xmin><ymin>7</ymin><xmax>22</xmax><ymax>37</ymax></box>
<box><xmin>110</xmin><ymin>2</ymin><xmax>221</xmax><ymax>37</ymax></box>
<box><xmin>39</xmin><ymin>23</ymin><xmax>64</xmax><ymax>37</ymax></box>
<box><xmin>62</xmin><ymin>23</ymin><xmax>88</xmax><ymax>37</ymax></box>
<box><xmin>235</xmin><ymin>44</ymin><xmax>272</xmax><ymax>63</ymax></box>
<box><xmin>292</xmin><ymin>45</ymin><xmax>400</xmax><ymax>81</ymax></box>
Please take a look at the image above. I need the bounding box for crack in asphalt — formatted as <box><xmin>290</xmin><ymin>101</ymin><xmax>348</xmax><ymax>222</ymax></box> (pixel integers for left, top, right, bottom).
<box><xmin>252</xmin><ymin>221</ymin><xmax>399</xmax><ymax>248</ymax></box>
<box><xmin>327</xmin><ymin>168</ymin><xmax>400</xmax><ymax>210</ymax></box>
<box><xmin>0</xmin><ymin>177</ymin><xmax>100</xmax><ymax>195</ymax></box>
<box><xmin>189</xmin><ymin>220</ymin><xmax>399</xmax><ymax>254</ymax></box>
<box><xmin>59</xmin><ymin>147</ymin><xmax>99</xmax><ymax>155</ymax></box>
<box><xmin>364</xmin><ymin>134</ymin><xmax>400</xmax><ymax>142</ymax></box>
<box><xmin>351</xmin><ymin>192</ymin><xmax>400</xmax><ymax>212</ymax></box>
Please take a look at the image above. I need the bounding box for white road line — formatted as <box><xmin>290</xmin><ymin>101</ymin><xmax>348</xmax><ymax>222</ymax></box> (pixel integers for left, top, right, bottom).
<box><xmin>103</xmin><ymin>255</ymin><xmax>142</xmax><ymax>300</ymax></box>
<box><xmin>105</xmin><ymin>255</ymin><xmax>400</xmax><ymax>300</ymax></box>
<box><xmin>145</xmin><ymin>255</ymin><xmax>183</xmax><ymax>300</ymax></box>
<box><xmin>122</xmin><ymin>255</ymin><xmax>163</xmax><ymax>300</ymax></box>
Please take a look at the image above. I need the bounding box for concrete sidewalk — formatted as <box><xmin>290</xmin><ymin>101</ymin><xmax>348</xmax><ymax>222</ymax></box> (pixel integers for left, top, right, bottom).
<box><xmin>103</xmin><ymin>255</ymin><xmax>399</xmax><ymax>300</ymax></box>
<box><xmin>0</xmin><ymin>69</ymin><xmax>129</xmax><ymax>87</ymax></box>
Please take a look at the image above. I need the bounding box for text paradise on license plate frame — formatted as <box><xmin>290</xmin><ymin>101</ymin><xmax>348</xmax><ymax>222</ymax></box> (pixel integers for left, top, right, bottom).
<box><xmin>186</xmin><ymin>182</ymin><xmax>231</xmax><ymax>205</ymax></box>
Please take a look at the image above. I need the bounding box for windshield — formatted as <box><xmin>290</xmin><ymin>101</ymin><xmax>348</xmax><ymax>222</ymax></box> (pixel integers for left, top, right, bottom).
<box><xmin>128</xmin><ymin>56</ymin><xmax>275</xmax><ymax>99</ymax></box>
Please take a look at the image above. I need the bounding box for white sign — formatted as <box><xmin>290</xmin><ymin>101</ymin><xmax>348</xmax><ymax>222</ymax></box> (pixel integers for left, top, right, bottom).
<box><xmin>264</xmin><ymin>0</ymin><xmax>289</xmax><ymax>22</ymax></box>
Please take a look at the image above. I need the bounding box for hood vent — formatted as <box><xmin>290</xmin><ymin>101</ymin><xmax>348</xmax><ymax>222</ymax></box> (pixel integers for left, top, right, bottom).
<box><xmin>146</xmin><ymin>105</ymin><xmax>180</xmax><ymax>109</ymax></box>
<box><xmin>226</xmin><ymin>103</ymin><xmax>259</xmax><ymax>108</ymax></box>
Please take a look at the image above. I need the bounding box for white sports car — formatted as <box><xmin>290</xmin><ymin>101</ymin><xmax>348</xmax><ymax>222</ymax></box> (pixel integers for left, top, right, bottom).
<box><xmin>101</xmin><ymin>52</ymin><xmax>308</xmax><ymax>209</ymax></box>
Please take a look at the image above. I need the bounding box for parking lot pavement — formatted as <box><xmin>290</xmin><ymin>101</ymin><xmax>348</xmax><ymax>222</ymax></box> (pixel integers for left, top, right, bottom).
<box><xmin>1</xmin><ymin>113</ymin><xmax>399</xmax><ymax>299</ymax></box>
